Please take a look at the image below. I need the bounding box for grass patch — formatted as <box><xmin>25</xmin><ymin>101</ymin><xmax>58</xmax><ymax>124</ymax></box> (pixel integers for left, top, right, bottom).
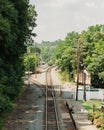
<box><xmin>57</xmin><ymin>70</ymin><xmax>69</xmax><ymax>83</ymax></box>
<box><xmin>79</xmin><ymin>100</ymin><xmax>102</xmax><ymax>112</ymax></box>
<box><xmin>80</xmin><ymin>100</ymin><xmax>104</xmax><ymax>130</ymax></box>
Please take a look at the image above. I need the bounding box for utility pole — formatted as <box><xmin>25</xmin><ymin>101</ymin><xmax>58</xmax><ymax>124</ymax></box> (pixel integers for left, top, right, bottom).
<box><xmin>76</xmin><ymin>36</ymin><xmax>82</xmax><ymax>101</ymax></box>
<box><xmin>83</xmin><ymin>68</ymin><xmax>88</xmax><ymax>101</ymax></box>
<box><xmin>83</xmin><ymin>71</ymin><xmax>86</xmax><ymax>101</ymax></box>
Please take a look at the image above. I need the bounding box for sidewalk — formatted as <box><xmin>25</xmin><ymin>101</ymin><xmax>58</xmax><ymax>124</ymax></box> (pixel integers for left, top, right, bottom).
<box><xmin>66</xmin><ymin>99</ymin><xmax>98</xmax><ymax>130</ymax></box>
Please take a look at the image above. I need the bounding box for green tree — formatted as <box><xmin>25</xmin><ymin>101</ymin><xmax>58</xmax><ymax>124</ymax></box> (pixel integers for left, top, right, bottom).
<box><xmin>82</xmin><ymin>25</ymin><xmax>104</xmax><ymax>88</ymax></box>
<box><xmin>35</xmin><ymin>40</ymin><xmax>58</xmax><ymax>63</ymax></box>
<box><xmin>54</xmin><ymin>24</ymin><xmax>104</xmax><ymax>87</ymax></box>
<box><xmin>54</xmin><ymin>32</ymin><xmax>79</xmax><ymax>80</ymax></box>
<box><xmin>0</xmin><ymin>0</ymin><xmax>37</xmax><ymax>114</ymax></box>
<box><xmin>24</xmin><ymin>53</ymin><xmax>38</xmax><ymax>73</ymax></box>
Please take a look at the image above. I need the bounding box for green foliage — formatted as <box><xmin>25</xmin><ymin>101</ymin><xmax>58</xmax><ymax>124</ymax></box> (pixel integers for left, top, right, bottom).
<box><xmin>24</xmin><ymin>53</ymin><xmax>39</xmax><ymax>73</ymax></box>
<box><xmin>0</xmin><ymin>0</ymin><xmax>37</xmax><ymax>125</ymax></box>
<box><xmin>29</xmin><ymin>46</ymin><xmax>41</xmax><ymax>54</ymax></box>
<box><xmin>54</xmin><ymin>31</ymin><xmax>79</xmax><ymax>80</ymax></box>
<box><xmin>82</xmin><ymin>25</ymin><xmax>104</xmax><ymax>88</ymax></box>
<box><xmin>54</xmin><ymin>24</ymin><xmax>104</xmax><ymax>88</ymax></box>
<box><xmin>80</xmin><ymin>100</ymin><xmax>102</xmax><ymax>112</ymax></box>
<box><xmin>58</xmin><ymin>70</ymin><xmax>70</xmax><ymax>82</ymax></box>
<box><xmin>0</xmin><ymin>94</ymin><xmax>12</xmax><ymax>114</ymax></box>
<box><xmin>88</xmin><ymin>111</ymin><xmax>104</xmax><ymax>129</ymax></box>
<box><xmin>80</xmin><ymin>100</ymin><xmax>104</xmax><ymax>129</ymax></box>
<box><xmin>23</xmin><ymin>45</ymin><xmax>40</xmax><ymax>73</ymax></box>
<box><xmin>35</xmin><ymin>40</ymin><xmax>59</xmax><ymax>63</ymax></box>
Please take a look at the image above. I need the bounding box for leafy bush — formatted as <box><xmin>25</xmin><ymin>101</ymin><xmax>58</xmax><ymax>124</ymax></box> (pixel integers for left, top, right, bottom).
<box><xmin>99</xmin><ymin>124</ymin><xmax>104</xmax><ymax>130</ymax></box>
<box><xmin>88</xmin><ymin>111</ymin><xmax>104</xmax><ymax>129</ymax></box>
<box><xmin>24</xmin><ymin>53</ymin><xmax>38</xmax><ymax>73</ymax></box>
<box><xmin>0</xmin><ymin>94</ymin><xmax>12</xmax><ymax>114</ymax></box>
<box><xmin>81</xmin><ymin>100</ymin><xmax>104</xmax><ymax>129</ymax></box>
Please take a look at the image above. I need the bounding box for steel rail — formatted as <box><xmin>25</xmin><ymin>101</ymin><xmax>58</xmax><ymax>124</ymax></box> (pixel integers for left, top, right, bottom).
<box><xmin>45</xmin><ymin>69</ymin><xmax>48</xmax><ymax>130</ymax></box>
<box><xmin>49</xmin><ymin>69</ymin><xmax>60</xmax><ymax>130</ymax></box>
<box><xmin>25</xmin><ymin>68</ymin><xmax>76</xmax><ymax>130</ymax></box>
<box><xmin>45</xmin><ymin>67</ymin><xmax>60</xmax><ymax>130</ymax></box>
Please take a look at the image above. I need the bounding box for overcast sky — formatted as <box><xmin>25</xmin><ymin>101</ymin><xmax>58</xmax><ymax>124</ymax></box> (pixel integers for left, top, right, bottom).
<box><xmin>30</xmin><ymin>0</ymin><xmax>104</xmax><ymax>42</ymax></box>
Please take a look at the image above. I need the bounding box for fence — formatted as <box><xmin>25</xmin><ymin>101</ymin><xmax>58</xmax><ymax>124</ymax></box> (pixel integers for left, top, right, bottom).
<box><xmin>74</xmin><ymin>88</ymin><xmax>104</xmax><ymax>101</ymax></box>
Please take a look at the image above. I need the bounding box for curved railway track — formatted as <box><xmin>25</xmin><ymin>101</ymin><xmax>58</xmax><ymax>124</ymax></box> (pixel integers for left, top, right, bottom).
<box><xmin>29</xmin><ymin>66</ymin><xmax>77</xmax><ymax>130</ymax></box>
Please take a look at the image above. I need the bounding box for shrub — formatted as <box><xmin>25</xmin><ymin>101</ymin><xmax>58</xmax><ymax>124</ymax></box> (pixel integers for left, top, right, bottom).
<box><xmin>88</xmin><ymin>111</ymin><xmax>104</xmax><ymax>129</ymax></box>
<box><xmin>99</xmin><ymin>124</ymin><xmax>104</xmax><ymax>130</ymax></box>
<box><xmin>0</xmin><ymin>94</ymin><xmax>12</xmax><ymax>114</ymax></box>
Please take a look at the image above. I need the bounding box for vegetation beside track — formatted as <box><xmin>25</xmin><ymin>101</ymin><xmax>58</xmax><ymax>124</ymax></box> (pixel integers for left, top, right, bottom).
<box><xmin>79</xmin><ymin>100</ymin><xmax>102</xmax><ymax>112</ymax></box>
<box><xmin>0</xmin><ymin>86</ymin><xmax>27</xmax><ymax>129</ymax></box>
<box><xmin>0</xmin><ymin>0</ymin><xmax>37</xmax><ymax>129</ymax></box>
<box><xmin>80</xmin><ymin>100</ymin><xmax>104</xmax><ymax>130</ymax></box>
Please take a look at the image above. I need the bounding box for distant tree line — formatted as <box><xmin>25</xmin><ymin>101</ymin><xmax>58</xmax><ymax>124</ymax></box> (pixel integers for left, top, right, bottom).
<box><xmin>0</xmin><ymin>0</ymin><xmax>37</xmax><ymax>114</ymax></box>
<box><xmin>34</xmin><ymin>40</ymin><xmax>59</xmax><ymax>64</ymax></box>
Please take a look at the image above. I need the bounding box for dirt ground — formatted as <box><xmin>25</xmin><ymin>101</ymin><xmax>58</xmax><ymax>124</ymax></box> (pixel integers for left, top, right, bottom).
<box><xmin>3</xmin><ymin>67</ymin><xmax>71</xmax><ymax>130</ymax></box>
<box><xmin>3</xmin><ymin>76</ymin><xmax>45</xmax><ymax>130</ymax></box>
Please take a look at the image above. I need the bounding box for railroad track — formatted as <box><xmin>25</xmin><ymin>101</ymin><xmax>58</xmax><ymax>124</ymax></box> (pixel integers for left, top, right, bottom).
<box><xmin>26</xmin><ymin>66</ymin><xmax>77</xmax><ymax>130</ymax></box>
<box><xmin>45</xmin><ymin>67</ymin><xmax>60</xmax><ymax>130</ymax></box>
<box><xmin>45</xmin><ymin>67</ymin><xmax>77</xmax><ymax>130</ymax></box>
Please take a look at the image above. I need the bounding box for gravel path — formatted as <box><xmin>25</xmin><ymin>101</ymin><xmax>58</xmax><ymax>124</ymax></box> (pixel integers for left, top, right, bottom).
<box><xmin>3</xmin><ymin>80</ymin><xmax>45</xmax><ymax>130</ymax></box>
